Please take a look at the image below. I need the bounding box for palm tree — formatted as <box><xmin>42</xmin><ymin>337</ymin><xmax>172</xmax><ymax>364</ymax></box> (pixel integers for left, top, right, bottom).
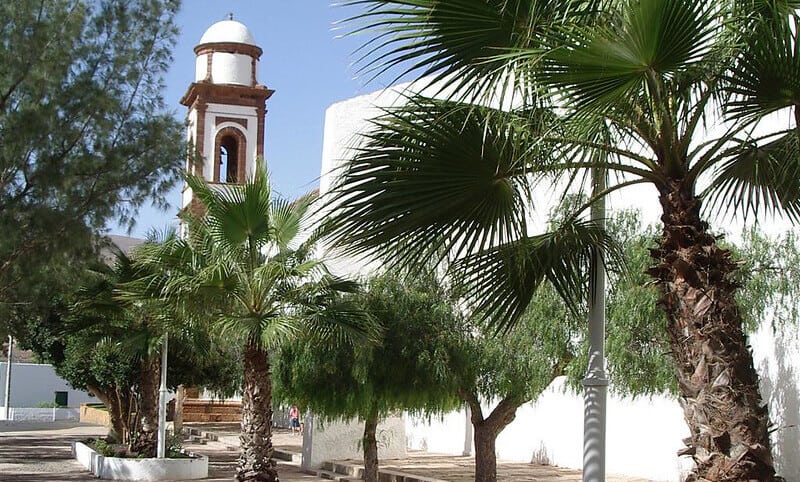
<box><xmin>327</xmin><ymin>1</ymin><xmax>800</xmax><ymax>480</ymax></box>
<box><xmin>72</xmin><ymin>249</ymin><xmax>168</xmax><ymax>457</ymax></box>
<box><xmin>138</xmin><ymin>164</ymin><xmax>369</xmax><ymax>482</ymax></box>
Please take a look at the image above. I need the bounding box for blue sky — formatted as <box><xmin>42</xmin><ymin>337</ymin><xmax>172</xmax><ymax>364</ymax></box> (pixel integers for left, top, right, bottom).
<box><xmin>111</xmin><ymin>1</ymin><xmax>387</xmax><ymax>237</ymax></box>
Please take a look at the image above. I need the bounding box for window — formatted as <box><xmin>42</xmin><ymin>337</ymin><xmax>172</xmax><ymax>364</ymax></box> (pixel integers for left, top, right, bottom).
<box><xmin>214</xmin><ymin>127</ymin><xmax>246</xmax><ymax>184</ymax></box>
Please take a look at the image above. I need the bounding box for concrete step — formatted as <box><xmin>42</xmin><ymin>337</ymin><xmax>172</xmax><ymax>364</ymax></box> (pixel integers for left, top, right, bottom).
<box><xmin>321</xmin><ymin>461</ymin><xmax>363</xmax><ymax>478</ymax></box>
<box><xmin>314</xmin><ymin>469</ymin><xmax>359</xmax><ymax>481</ymax></box>
<box><xmin>183</xmin><ymin>427</ymin><xmax>218</xmax><ymax>441</ymax></box>
<box><xmin>274</xmin><ymin>449</ymin><xmax>302</xmax><ymax>463</ymax></box>
<box><xmin>319</xmin><ymin>460</ymin><xmax>448</xmax><ymax>482</ymax></box>
<box><xmin>186</xmin><ymin>435</ymin><xmax>207</xmax><ymax>445</ymax></box>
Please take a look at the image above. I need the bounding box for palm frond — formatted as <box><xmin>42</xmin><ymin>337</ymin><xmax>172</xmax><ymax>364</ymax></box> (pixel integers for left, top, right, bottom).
<box><xmin>453</xmin><ymin>217</ymin><xmax>624</xmax><ymax>333</ymax></box>
<box><xmin>270</xmin><ymin>190</ymin><xmax>317</xmax><ymax>251</ymax></box>
<box><xmin>541</xmin><ymin>0</ymin><xmax>716</xmax><ymax>111</ymax></box>
<box><xmin>326</xmin><ymin>96</ymin><xmax>550</xmax><ymax>268</ymax></box>
<box><xmin>185</xmin><ymin>164</ymin><xmax>273</xmax><ymax>250</ymax></box>
<box><xmin>343</xmin><ymin>0</ymin><xmax>577</xmax><ymax>102</ymax></box>
<box><xmin>724</xmin><ymin>14</ymin><xmax>800</xmax><ymax>125</ymax></box>
<box><xmin>703</xmin><ymin>132</ymin><xmax>800</xmax><ymax>222</ymax></box>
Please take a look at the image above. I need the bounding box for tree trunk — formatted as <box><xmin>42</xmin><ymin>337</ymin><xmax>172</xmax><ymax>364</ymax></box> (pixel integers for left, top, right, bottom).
<box><xmin>87</xmin><ymin>384</ymin><xmax>125</xmax><ymax>444</ymax></box>
<box><xmin>363</xmin><ymin>411</ymin><xmax>380</xmax><ymax>482</ymax></box>
<box><xmin>130</xmin><ymin>356</ymin><xmax>160</xmax><ymax>457</ymax></box>
<box><xmin>649</xmin><ymin>181</ymin><xmax>775</xmax><ymax>481</ymax></box>
<box><xmin>461</xmin><ymin>390</ymin><xmax>520</xmax><ymax>482</ymax></box>
<box><xmin>174</xmin><ymin>384</ymin><xmax>185</xmax><ymax>438</ymax></box>
<box><xmin>236</xmin><ymin>342</ymin><xmax>278</xmax><ymax>482</ymax></box>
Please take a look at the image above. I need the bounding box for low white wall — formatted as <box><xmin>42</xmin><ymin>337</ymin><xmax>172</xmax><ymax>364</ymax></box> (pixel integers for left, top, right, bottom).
<box><xmin>405</xmin><ymin>323</ymin><xmax>800</xmax><ymax>482</ymax></box>
<box><xmin>0</xmin><ymin>407</ymin><xmax>79</xmax><ymax>422</ymax></box>
<box><xmin>0</xmin><ymin>362</ymin><xmax>98</xmax><ymax>408</ymax></box>
<box><xmin>73</xmin><ymin>442</ymin><xmax>208</xmax><ymax>481</ymax></box>
<box><xmin>302</xmin><ymin>414</ymin><xmax>407</xmax><ymax>470</ymax></box>
<box><xmin>405</xmin><ymin>380</ymin><xmax>691</xmax><ymax>482</ymax></box>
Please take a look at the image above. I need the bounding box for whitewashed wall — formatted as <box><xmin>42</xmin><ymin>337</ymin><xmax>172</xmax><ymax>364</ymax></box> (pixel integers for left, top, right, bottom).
<box><xmin>319</xmin><ymin>84</ymin><xmax>800</xmax><ymax>481</ymax></box>
<box><xmin>0</xmin><ymin>407</ymin><xmax>80</xmax><ymax>422</ymax></box>
<box><xmin>301</xmin><ymin>415</ymin><xmax>407</xmax><ymax>470</ymax></box>
<box><xmin>0</xmin><ymin>362</ymin><xmax>98</xmax><ymax>409</ymax></box>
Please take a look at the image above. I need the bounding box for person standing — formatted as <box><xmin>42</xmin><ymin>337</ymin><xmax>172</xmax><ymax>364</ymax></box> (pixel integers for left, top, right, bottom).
<box><xmin>289</xmin><ymin>406</ymin><xmax>300</xmax><ymax>435</ymax></box>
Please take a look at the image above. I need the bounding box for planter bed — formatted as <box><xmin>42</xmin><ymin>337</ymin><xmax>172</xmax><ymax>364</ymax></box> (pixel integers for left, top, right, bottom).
<box><xmin>72</xmin><ymin>441</ymin><xmax>208</xmax><ymax>480</ymax></box>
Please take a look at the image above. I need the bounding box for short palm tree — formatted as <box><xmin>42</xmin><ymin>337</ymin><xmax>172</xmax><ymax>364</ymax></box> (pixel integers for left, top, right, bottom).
<box><xmin>140</xmin><ymin>164</ymin><xmax>369</xmax><ymax>482</ymax></box>
<box><xmin>328</xmin><ymin>1</ymin><xmax>800</xmax><ymax>480</ymax></box>
<box><xmin>72</xmin><ymin>249</ymin><xmax>167</xmax><ymax>457</ymax></box>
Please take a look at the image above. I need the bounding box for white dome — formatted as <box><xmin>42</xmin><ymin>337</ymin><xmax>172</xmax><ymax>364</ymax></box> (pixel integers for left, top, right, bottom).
<box><xmin>198</xmin><ymin>19</ymin><xmax>256</xmax><ymax>46</ymax></box>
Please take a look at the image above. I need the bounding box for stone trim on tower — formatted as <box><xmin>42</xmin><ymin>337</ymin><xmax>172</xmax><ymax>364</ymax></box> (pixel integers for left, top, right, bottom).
<box><xmin>194</xmin><ymin>101</ymin><xmax>208</xmax><ymax>176</ymax></box>
<box><xmin>194</xmin><ymin>42</ymin><xmax>263</xmax><ymax>59</ymax></box>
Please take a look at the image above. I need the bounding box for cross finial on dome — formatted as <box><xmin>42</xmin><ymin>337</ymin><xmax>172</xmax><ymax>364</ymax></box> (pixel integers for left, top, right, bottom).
<box><xmin>227</xmin><ymin>12</ymin><xmax>234</xmax><ymax>20</ymax></box>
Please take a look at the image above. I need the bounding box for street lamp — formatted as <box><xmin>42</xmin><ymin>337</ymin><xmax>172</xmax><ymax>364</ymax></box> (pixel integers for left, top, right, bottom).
<box><xmin>583</xmin><ymin>168</ymin><xmax>608</xmax><ymax>482</ymax></box>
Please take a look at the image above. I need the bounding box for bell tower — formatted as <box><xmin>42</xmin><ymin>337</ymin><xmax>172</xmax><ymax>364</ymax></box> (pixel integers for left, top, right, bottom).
<box><xmin>180</xmin><ymin>15</ymin><xmax>274</xmax><ymax>210</ymax></box>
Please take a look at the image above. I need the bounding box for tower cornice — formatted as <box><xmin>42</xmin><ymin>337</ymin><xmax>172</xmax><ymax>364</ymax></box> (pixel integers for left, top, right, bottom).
<box><xmin>194</xmin><ymin>42</ymin><xmax>263</xmax><ymax>59</ymax></box>
<box><xmin>180</xmin><ymin>82</ymin><xmax>274</xmax><ymax>109</ymax></box>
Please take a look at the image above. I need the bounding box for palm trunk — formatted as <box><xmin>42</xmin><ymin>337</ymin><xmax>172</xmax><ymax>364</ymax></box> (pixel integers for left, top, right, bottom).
<box><xmin>649</xmin><ymin>181</ymin><xmax>775</xmax><ymax>481</ymax></box>
<box><xmin>130</xmin><ymin>356</ymin><xmax>160</xmax><ymax>457</ymax></box>
<box><xmin>236</xmin><ymin>342</ymin><xmax>278</xmax><ymax>482</ymax></box>
<box><xmin>461</xmin><ymin>390</ymin><xmax>519</xmax><ymax>482</ymax></box>
<box><xmin>363</xmin><ymin>410</ymin><xmax>380</xmax><ymax>482</ymax></box>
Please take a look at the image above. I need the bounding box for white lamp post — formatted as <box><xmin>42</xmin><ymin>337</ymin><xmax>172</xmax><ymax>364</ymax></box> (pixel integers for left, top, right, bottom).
<box><xmin>157</xmin><ymin>334</ymin><xmax>169</xmax><ymax>458</ymax></box>
<box><xmin>3</xmin><ymin>336</ymin><xmax>13</xmax><ymax>420</ymax></box>
<box><xmin>583</xmin><ymin>168</ymin><xmax>608</xmax><ymax>482</ymax></box>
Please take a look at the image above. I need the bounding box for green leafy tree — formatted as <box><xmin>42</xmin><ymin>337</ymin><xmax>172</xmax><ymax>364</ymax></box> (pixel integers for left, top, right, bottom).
<box><xmin>329</xmin><ymin>2</ymin><xmax>800</xmax><ymax>479</ymax></box>
<box><xmin>135</xmin><ymin>165</ymin><xmax>370</xmax><ymax>482</ymax></box>
<box><xmin>453</xmin><ymin>283</ymin><xmax>577</xmax><ymax>482</ymax></box>
<box><xmin>274</xmin><ymin>272</ymin><xmax>462</xmax><ymax>482</ymax></box>
<box><xmin>22</xmin><ymin>247</ymin><xmax>239</xmax><ymax>452</ymax></box>
<box><xmin>0</xmin><ymin>0</ymin><xmax>184</xmax><ymax>325</ymax></box>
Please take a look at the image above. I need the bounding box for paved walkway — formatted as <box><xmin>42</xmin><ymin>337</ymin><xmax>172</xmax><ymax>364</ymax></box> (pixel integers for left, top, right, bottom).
<box><xmin>0</xmin><ymin>421</ymin><xmax>654</xmax><ymax>481</ymax></box>
<box><xmin>0</xmin><ymin>421</ymin><xmax>324</xmax><ymax>482</ymax></box>
<box><xmin>187</xmin><ymin>423</ymin><xmax>652</xmax><ymax>482</ymax></box>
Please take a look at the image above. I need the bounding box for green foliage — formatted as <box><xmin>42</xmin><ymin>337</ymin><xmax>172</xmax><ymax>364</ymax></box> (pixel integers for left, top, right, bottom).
<box><xmin>0</xmin><ymin>0</ymin><xmax>184</xmax><ymax>331</ymax></box>
<box><xmin>91</xmin><ymin>438</ymin><xmax>117</xmax><ymax>458</ymax></box>
<box><xmin>134</xmin><ymin>165</ymin><xmax>371</xmax><ymax>351</ymax></box>
<box><xmin>332</xmin><ymin>0</ymin><xmax>800</xmax><ymax>337</ymax></box>
<box><xmin>733</xmin><ymin>228</ymin><xmax>800</xmax><ymax>332</ymax></box>
<box><xmin>274</xmin><ymin>272</ymin><xmax>462</xmax><ymax>421</ymax></box>
<box><xmin>459</xmin><ymin>282</ymin><xmax>579</xmax><ymax>404</ymax></box>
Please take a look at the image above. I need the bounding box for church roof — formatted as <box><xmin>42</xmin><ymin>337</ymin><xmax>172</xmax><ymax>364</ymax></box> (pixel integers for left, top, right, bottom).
<box><xmin>198</xmin><ymin>19</ymin><xmax>257</xmax><ymax>46</ymax></box>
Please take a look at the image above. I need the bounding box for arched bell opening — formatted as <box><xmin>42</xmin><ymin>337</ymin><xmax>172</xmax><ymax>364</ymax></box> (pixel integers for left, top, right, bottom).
<box><xmin>214</xmin><ymin>127</ymin><xmax>246</xmax><ymax>184</ymax></box>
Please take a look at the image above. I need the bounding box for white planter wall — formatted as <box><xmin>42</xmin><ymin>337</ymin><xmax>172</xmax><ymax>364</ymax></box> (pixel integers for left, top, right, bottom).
<box><xmin>73</xmin><ymin>442</ymin><xmax>208</xmax><ymax>481</ymax></box>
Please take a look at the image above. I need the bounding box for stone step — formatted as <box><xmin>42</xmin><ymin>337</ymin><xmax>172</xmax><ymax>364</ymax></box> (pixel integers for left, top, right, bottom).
<box><xmin>186</xmin><ymin>435</ymin><xmax>207</xmax><ymax>445</ymax></box>
<box><xmin>319</xmin><ymin>460</ymin><xmax>447</xmax><ymax>482</ymax></box>
<box><xmin>321</xmin><ymin>461</ymin><xmax>363</xmax><ymax>478</ymax></box>
<box><xmin>314</xmin><ymin>469</ymin><xmax>359</xmax><ymax>482</ymax></box>
<box><xmin>273</xmin><ymin>449</ymin><xmax>302</xmax><ymax>463</ymax></box>
<box><xmin>184</xmin><ymin>427</ymin><xmax>218</xmax><ymax>441</ymax></box>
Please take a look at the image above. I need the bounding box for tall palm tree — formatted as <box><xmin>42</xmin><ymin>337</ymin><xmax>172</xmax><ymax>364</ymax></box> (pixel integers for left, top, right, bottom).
<box><xmin>138</xmin><ymin>164</ymin><xmax>369</xmax><ymax>482</ymax></box>
<box><xmin>327</xmin><ymin>1</ymin><xmax>800</xmax><ymax>480</ymax></box>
